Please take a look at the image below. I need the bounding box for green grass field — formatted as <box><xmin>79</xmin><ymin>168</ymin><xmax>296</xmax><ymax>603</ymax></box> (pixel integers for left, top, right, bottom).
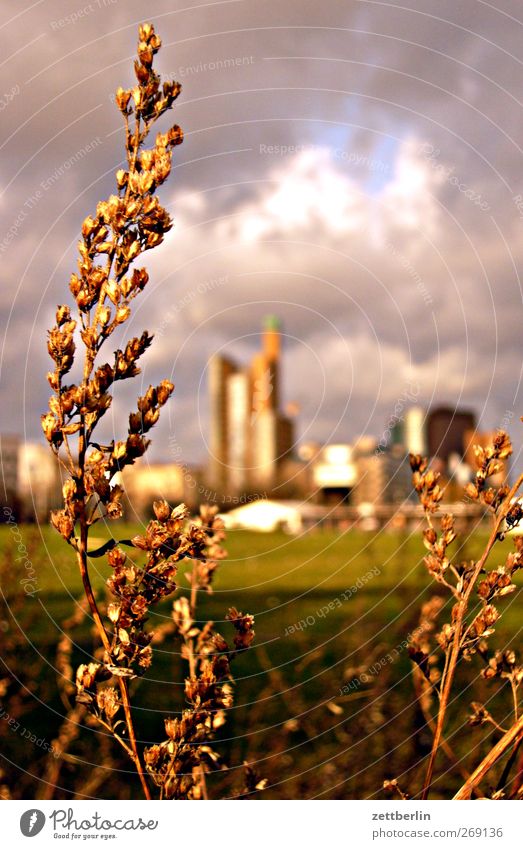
<box><xmin>5</xmin><ymin>522</ymin><xmax>518</xmax><ymax>642</ymax></box>
<box><xmin>1</xmin><ymin>523</ymin><xmax>521</xmax><ymax>798</ymax></box>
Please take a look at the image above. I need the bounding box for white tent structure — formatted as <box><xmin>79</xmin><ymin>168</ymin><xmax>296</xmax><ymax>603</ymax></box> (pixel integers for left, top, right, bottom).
<box><xmin>220</xmin><ymin>499</ymin><xmax>323</xmax><ymax>534</ymax></box>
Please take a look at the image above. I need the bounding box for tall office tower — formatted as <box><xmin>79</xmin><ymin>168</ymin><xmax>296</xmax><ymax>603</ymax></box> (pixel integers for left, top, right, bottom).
<box><xmin>208</xmin><ymin>355</ymin><xmax>236</xmax><ymax>488</ymax></box>
<box><xmin>208</xmin><ymin>317</ymin><xmax>295</xmax><ymax>494</ymax></box>
<box><xmin>404</xmin><ymin>406</ymin><xmax>427</xmax><ymax>455</ymax></box>
<box><xmin>390</xmin><ymin>406</ymin><xmax>427</xmax><ymax>455</ymax></box>
<box><xmin>251</xmin><ymin>409</ymin><xmax>278</xmax><ymax>488</ymax></box>
<box><xmin>277</xmin><ymin>413</ymin><xmax>295</xmax><ymax>459</ymax></box>
<box><xmin>427</xmin><ymin>406</ymin><xmax>476</xmax><ymax>463</ymax></box>
<box><xmin>249</xmin><ymin>316</ymin><xmax>295</xmax><ymax>489</ymax></box>
<box><xmin>227</xmin><ymin>370</ymin><xmax>250</xmax><ymax>491</ymax></box>
<box><xmin>0</xmin><ymin>434</ymin><xmax>19</xmax><ymax>518</ymax></box>
<box><xmin>250</xmin><ymin>314</ymin><xmax>281</xmax><ymax>418</ymax></box>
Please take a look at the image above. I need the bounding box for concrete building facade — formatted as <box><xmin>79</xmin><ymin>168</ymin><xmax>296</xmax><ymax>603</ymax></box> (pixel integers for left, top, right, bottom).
<box><xmin>208</xmin><ymin>317</ymin><xmax>295</xmax><ymax>495</ymax></box>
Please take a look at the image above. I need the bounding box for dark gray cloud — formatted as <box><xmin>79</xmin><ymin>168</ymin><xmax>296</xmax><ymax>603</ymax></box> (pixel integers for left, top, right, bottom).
<box><xmin>2</xmin><ymin>0</ymin><xmax>522</xmax><ymax>468</ymax></box>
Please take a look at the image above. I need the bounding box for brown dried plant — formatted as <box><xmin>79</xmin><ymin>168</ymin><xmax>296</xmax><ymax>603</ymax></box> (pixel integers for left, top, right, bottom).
<box><xmin>41</xmin><ymin>23</ymin><xmax>254</xmax><ymax>800</ymax></box>
<box><xmin>397</xmin><ymin>431</ymin><xmax>523</xmax><ymax>799</ymax></box>
<box><xmin>144</xmin><ymin>528</ymin><xmax>255</xmax><ymax>799</ymax></box>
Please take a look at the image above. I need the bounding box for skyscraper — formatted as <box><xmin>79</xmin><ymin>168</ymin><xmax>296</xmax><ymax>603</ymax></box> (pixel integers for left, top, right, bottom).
<box><xmin>427</xmin><ymin>406</ymin><xmax>476</xmax><ymax>462</ymax></box>
<box><xmin>208</xmin><ymin>355</ymin><xmax>236</xmax><ymax>489</ymax></box>
<box><xmin>227</xmin><ymin>370</ymin><xmax>250</xmax><ymax>491</ymax></box>
<box><xmin>208</xmin><ymin>317</ymin><xmax>295</xmax><ymax>494</ymax></box>
<box><xmin>404</xmin><ymin>406</ymin><xmax>427</xmax><ymax>455</ymax></box>
<box><xmin>391</xmin><ymin>406</ymin><xmax>427</xmax><ymax>456</ymax></box>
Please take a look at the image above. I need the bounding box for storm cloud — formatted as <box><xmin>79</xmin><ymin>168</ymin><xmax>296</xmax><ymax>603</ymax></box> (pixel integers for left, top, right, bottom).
<box><xmin>1</xmin><ymin>0</ymin><xmax>522</xmax><ymax>467</ymax></box>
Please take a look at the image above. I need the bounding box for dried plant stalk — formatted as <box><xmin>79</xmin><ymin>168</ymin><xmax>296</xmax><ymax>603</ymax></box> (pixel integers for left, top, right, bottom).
<box><xmin>453</xmin><ymin>714</ymin><xmax>523</xmax><ymax>799</ymax></box>
<box><xmin>144</xmin><ymin>518</ymin><xmax>255</xmax><ymax>799</ymax></box>
<box><xmin>400</xmin><ymin>431</ymin><xmax>523</xmax><ymax>799</ymax></box>
<box><xmin>42</xmin><ymin>22</ymin><xmax>255</xmax><ymax>800</ymax></box>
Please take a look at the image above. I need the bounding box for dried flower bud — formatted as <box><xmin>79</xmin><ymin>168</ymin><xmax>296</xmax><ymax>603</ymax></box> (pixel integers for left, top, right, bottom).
<box><xmin>50</xmin><ymin>509</ymin><xmax>75</xmax><ymax>541</ymax></box>
<box><xmin>41</xmin><ymin>412</ymin><xmax>62</xmax><ymax>446</ymax></box>
<box><xmin>138</xmin><ymin>22</ymin><xmax>153</xmax><ymax>41</ymax></box>
<box><xmin>227</xmin><ymin>607</ymin><xmax>255</xmax><ymax>652</ymax></box>
<box><xmin>116</xmin><ymin>169</ymin><xmax>128</xmax><ymax>189</ymax></box>
<box><xmin>150</xmin><ymin>33</ymin><xmax>161</xmax><ymax>52</ymax></box>
<box><xmin>157</xmin><ymin>379</ymin><xmax>174</xmax><ymax>405</ymax></box>
<box><xmin>465</xmin><ymin>482</ymin><xmax>479</xmax><ymax>500</ymax></box>
<box><xmin>98</xmin><ymin>305</ymin><xmax>111</xmax><ymax>326</ymax></box>
<box><xmin>95</xmin><ymin>687</ymin><xmax>119</xmax><ymax>720</ymax></box>
<box><xmin>168</xmin><ymin>124</ymin><xmax>183</xmax><ymax>146</ymax></box>
<box><xmin>62</xmin><ymin>479</ymin><xmax>76</xmax><ymax>501</ymax></box>
<box><xmin>164</xmin><ymin>718</ymin><xmax>177</xmax><ymax>739</ymax></box>
<box><xmin>423</xmin><ymin>528</ymin><xmax>437</xmax><ymax>548</ymax></box>
<box><xmin>115</xmin><ymin>87</ymin><xmax>132</xmax><ymax>113</ymax></box>
<box><xmin>153</xmin><ymin>499</ymin><xmax>171</xmax><ymax>522</ymax></box>
<box><xmin>81</xmin><ymin>216</ymin><xmax>98</xmax><ymax>238</ymax></box>
<box><xmin>131</xmin><ymin>595</ymin><xmax>148</xmax><ymax>617</ymax></box>
<box><xmin>409</xmin><ymin>454</ymin><xmax>426</xmax><ymax>473</ymax></box>
<box><xmin>107</xmin><ymin>603</ymin><xmax>121</xmax><ymax>623</ymax></box>
<box><xmin>55</xmin><ymin>305</ymin><xmax>71</xmax><ymax>326</ymax></box>
<box><xmin>138</xmin><ymin>41</ymin><xmax>154</xmax><ymax>66</ymax></box>
<box><xmin>493</xmin><ymin>430</ymin><xmax>512</xmax><ymax>460</ymax></box>
<box><xmin>469</xmin><ymin>702</ymin><xmax>493</xmax><ymax>726</ymax></box>
<box><xmin>113</xmin><ymin>442</ymin><xmax>127</xmax><ymax>460</ymax></box>
<box><xmin>47</xmin><ymin>371</ymin><xmax>59</xmax><ymax>391</ymax></box>
<box><xmin>116</xmin><ymin>305</ymin><xmax>131</xmax><ymax>324</ymax></box>
<box><xmin>76</xmin><ymin>662</ymin><xmax>108</xmax><ymax>694</ymax></box>
<box><xmin>131</xmin><ymin>86</ymin><xmax>142</xmax><ymax>109</ymax></box>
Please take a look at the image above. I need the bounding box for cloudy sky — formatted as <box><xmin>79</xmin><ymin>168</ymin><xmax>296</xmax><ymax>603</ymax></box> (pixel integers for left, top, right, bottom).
<box><xmin>2</xmin><ymin>0</ymin><xmax>523</xmax><ymax>466</ymax></box>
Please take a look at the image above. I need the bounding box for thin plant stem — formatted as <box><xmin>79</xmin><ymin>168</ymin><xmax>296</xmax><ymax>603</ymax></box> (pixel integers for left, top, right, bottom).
<box><xmin>421</xmin><ymin>472</ymin><xmax>523</xmax><ymax>799</ymax></box>
<box><xmin>77</xmin><ymin>486</ymin><xmax>151</xmax><ymax>799</ymax></box>
<box><xmin>453</xmin><ymin>714</ymin><xmax>523</xmax><ymax>799</ymax></box>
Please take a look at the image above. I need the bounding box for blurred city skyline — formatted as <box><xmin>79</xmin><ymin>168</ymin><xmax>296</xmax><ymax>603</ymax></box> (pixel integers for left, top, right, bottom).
<box><xmin>1</xmin><ymin>313</ymin><xmax>510</xmax><ymax>524</ymax></box>
<box><xmin>1</xmin><ymin>0</ymin><xmax>522</xmax><ymax>471</ymax></box>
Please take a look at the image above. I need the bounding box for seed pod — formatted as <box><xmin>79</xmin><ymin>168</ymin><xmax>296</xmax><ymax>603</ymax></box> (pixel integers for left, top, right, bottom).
<box><xmin>153</xmin><ymin>500</ymin><xmax>171</xmax><ymax>522</ymax></box>
<box><xmin>107</xmin><ymin>603</ymin><xmax>121</xmax><ymax>623</ymax></box>
<box><xmin>115</xmin><ymin>87</ymin><xmax>132</xmax><ymax>113</ymax></box>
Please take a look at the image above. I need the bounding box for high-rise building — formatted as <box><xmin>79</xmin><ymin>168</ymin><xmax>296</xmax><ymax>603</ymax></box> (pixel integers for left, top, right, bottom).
<box><xmin>404</xmin><ymin>406</ymin><xmax>427</xmax><ymax>455</ymax></box>
<box><xmin>0</xmin><ymin>434</ymin><xmax>20</xmax><ymax>518</ymax></box>
<box><xmin>352</xmin><ymin>449</ymin><xmax>412</xmax><ymax>507</ymax></box>
<box><xmin>251</xmin><ymin>408</ymin><xmax>278</xmax><ymax>488</ymax></box>
<box><xmin>391</xmin><ymin>406</ymin><xmax>427</xmax><ymax>455</ymax></box>
<box><xmin>208</xmin><ymin>317</ymin><xmax>295</xmax><ymax>494</ymax></box>
<box><xmin>208</xmin><ymin>355</ymin><xmax>236</xmax><ymax>489</ymax></box>
<box><xmin>427</xmin><ymin>406</ymin><xmax>476</xmax><ymax>463</ymax></box>
<box><xmin>227</xmin><ymin>371</ymin><xmax>250</xmax><ymax>491</ymax></box>
<box><xmin>250</xmin><ymin>314</ymin><xmax>280</xmax><ymax>414</ymax></box>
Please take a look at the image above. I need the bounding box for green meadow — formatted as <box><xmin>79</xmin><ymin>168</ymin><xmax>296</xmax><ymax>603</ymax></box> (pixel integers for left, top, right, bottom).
<box><xmin>1</xmin><ymin>523</ymin><xmax>520</xmax><ymax>798</ymax></box>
